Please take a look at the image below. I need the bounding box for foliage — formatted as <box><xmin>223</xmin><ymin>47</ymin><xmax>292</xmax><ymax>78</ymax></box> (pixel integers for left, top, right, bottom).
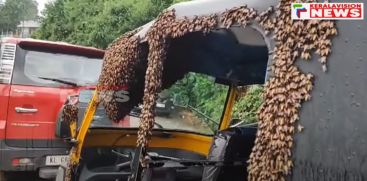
<box><xmin>168</xmin><ymin>73</ymin><xmax>263</xmax><ymax>126</ymax></box>
<box><xmin>232</xmin><ymin>85</ymin><xmax>264</xmax><ymax>124</ymax></box>
<box><xmin>0</xmin><ymin>0</ymin><xmax>38</xmax><ymax>31</ymax></box>
<box><xmin>31</xmin><ymin>0</ymin><xmax>68</xmax><ymax>41</ymax></box>
<box><xmin>168</xmin><ymin>73</ymin><xmax>228</xmax><ymax>123</ymax></box>
<box><xmin>33</xmin><ymin>0</ymin><xmax>177</xmax><ymax>48</ymax></box>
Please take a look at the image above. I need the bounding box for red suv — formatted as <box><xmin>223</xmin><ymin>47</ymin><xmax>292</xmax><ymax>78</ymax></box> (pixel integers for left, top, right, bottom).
<box><xmin>0</xmin><ymin>37</ymin><xmax>104</xmax><ymax>179</ymax></box>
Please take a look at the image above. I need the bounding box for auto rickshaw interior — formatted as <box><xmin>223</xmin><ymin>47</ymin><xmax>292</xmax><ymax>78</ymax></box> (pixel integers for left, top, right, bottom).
<box><xmin>73</xmin><ymin>26</ymin><xmax>269</xmax><ymax>181</ymax></box>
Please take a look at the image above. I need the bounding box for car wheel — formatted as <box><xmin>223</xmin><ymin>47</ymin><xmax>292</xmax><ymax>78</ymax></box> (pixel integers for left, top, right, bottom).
<box><xmin>0</xmin><ymin>171</ymin><xmax>6</xmax><ymax>181</ymax></box>
<box><xmin>164</xmin><ymin>112</ymin><xmax>170</xmax><ymax>118</ymax></box>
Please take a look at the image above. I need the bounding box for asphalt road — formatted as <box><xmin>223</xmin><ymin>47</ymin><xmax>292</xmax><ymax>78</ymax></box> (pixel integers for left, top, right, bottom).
<box><xmin>129</xmin><ymin>108</ymin><xmax>213</xmax><ymax>134</ymax></box>
<box><xmin>2</xmin><ymin>171</ymin><xmax>51</xmax><ymax>181</ymax></box>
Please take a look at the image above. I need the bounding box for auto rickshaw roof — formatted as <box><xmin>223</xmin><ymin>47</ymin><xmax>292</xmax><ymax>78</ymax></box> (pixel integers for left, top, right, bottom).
<box><xmin>94</xmin><ymin>0</ymin><xmax>283</xmax><ymax>125</ymax></box>
<box><xmin>135</xmin><ymin>0</ymin><xmax>278</xmax><ymax>42</ymax></box>
<box><xmin>128</xmin><ymin>0</ymin><xmax>278</xmax><ymax>86</ymax></box>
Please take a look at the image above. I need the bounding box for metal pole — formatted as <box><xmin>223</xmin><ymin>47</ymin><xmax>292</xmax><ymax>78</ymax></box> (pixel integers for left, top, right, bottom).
<box><xmin>21</xmin><ymin>3</ymin><xmax>24</xmax><ymax>38</ymax></box>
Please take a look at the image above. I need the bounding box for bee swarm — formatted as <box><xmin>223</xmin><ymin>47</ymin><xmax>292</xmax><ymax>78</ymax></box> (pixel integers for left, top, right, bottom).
<box><xmin>97</xmin><ymin>30</ymin><xmax>141</xmax><ymax>122</ymax></box>
<box><xmin>247</xmin><ymin>1</ymin><xmax>337</xmax><ymax>181</ymax></box>
<box><xmin>136</xmin><ymin>10</ymin><xmax>218</xmax><ymax>165</ymax></box>
<box><xmin>221</xmin><ymin>5</ymin><xmax>257</xmax><ymax>28</ymax></box>
<box><xmin>62</xmin><ymin>105</ymin><xmax>79</xmax><ymax>181</ymax></box>
<box><xmin>62</xmin><ymin>104</ymin><xmax>79</xmax><ymax>124</ymax></box>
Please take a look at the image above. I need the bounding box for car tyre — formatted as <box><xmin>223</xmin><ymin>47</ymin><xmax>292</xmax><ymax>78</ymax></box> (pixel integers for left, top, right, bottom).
<box><xmin>164</xmin><ymin>112</ymin><xmax>170</xmax><ymax>118</ymax></box>
<box><xmin>0</xmin><ymin>171</ymin><xmax>6</xmax><ymax>181</ymax></box>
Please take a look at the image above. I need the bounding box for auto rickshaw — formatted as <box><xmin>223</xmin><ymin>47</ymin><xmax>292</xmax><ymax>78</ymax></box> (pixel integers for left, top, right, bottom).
<box><xmin>55</xmin><ymin>0</ymin><xmax>367</xmax><ymax>180</ymax></box>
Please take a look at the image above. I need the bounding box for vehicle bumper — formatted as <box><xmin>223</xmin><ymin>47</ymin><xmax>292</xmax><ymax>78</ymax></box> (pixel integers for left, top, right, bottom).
<box><xmin>0</xmin><ymin>139</ymin><xmax>69</xmax><ymax>172</ymax></box>
<box><xmin>155</xmin><ymin>107</ymin><xmax>173</xmax><ymax>115</ymax></box>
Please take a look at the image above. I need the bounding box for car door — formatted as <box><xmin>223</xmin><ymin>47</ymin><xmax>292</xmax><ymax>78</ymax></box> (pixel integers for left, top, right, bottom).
<box><xmin>5</xmin><ymin>85</ymin><xmax>78</xmax><ymax>148</ymax></box>
<box><xmin>0</xmin><ymin>42</ymin><xmax>14</xmax><ymax>141</ymax></box>
<box><xmin>4</xmin><ymin>45</ymin><xmax>79</xmax><ymax>148</ymax></box>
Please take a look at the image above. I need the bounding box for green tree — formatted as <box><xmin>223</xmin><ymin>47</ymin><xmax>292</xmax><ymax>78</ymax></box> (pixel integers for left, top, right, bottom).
<box><xmin>33</xmin><ymin>0</ymin><xmax>176</xmax><ymax>48</ymax></box>
<box><xmin>232</xmin><ymin>85</ymin><xmax>264</xmax><ymax>124</ymax></box>
<box><xmin>168</xmin><ymin>73</ymin><xmax>229</xmax><ymax>123</ymax></box>
<box><xmin>0</xmin><ymin>0</ymin><xmax>38</xmax><ymax>31</ymax></box>
<box><xmin>167</xmin><ymin>73</ymin><xmax>263</xmax><ymax>129</ymax></box>
<box><xmin>31</xmin><ymin>0</ymin><xmax>69</xmax><ymax>41</ymax></box>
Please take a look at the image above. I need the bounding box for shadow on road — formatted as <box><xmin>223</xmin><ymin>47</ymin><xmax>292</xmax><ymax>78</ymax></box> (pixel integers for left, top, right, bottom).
<box><xmin>3</xmin><ymin>171</ymin><xmax>51</xmax><ymax>181</ymax></box>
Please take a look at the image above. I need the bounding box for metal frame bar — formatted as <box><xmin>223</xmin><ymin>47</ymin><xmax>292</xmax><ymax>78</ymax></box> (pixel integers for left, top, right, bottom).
<box><xmin>70</xmin><ymin>90</ymin><xmax>98</xmax><ymax>165</ymax></box>
<box><xmin>219</xmin><ymin>84</ymin><xmax>237</xmax><ymax>130</ymax></box>
<box><xmin>69</xmin><ymin>121</ymin><xmax>77</xmax><ymax>139</ymax></box>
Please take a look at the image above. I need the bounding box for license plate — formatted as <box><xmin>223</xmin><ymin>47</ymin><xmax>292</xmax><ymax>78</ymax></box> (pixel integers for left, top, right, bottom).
<box><xmin>45</xmin><ymin>155</ymin><xmax>69</xmax><ymax>167</ymax></box>
<box><xmin>156</xmin><ymin>103</ymin><xmax>165</xmax><ymax>108</ymax></box>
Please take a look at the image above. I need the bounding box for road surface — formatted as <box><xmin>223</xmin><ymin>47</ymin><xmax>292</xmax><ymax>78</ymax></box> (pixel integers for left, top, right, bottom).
<box><xmin>129</xmin><ymin>107</ymin><xmax>214</xmax><ymax>135</ymax></box>
<box><xmin>1</xmin><ymin>171</ymin><xmax>50</xmax><ymax>181</ymax></box>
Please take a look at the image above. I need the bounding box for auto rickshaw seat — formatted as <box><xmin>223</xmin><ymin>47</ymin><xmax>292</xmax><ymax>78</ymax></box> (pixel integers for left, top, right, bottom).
<box><xmin>202</xmin><ymin>126</ymin><xmax>257</xmax><ymax>181</ymax></box>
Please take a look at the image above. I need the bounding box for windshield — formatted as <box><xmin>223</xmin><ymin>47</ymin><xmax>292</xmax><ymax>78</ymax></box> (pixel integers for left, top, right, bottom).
<box><xmin>81</xmin><ymin>73</ymin><xmax>229</xmax><ymax>135</ymax></box>
<box><xmin>23</xmin><ymin>50</ymin><xmax>103</xmax><ymax>86</ymax></box>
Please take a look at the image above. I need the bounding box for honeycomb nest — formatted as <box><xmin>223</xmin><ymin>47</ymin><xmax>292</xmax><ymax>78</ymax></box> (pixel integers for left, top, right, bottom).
<box><xmin>94</xmin><ymin>0</ymin><xmax>337</xmax><ymax>179</ymax></box>
<box><xmin>97</xmin><ymin>30</ymin><xmax>142</xmax><ymax>122</ymax></box>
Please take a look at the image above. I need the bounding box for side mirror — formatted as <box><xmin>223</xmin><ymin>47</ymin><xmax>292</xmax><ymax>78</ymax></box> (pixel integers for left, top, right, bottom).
<box><xmin>55</xmin><ymin>166</ymin><xmax>66</xmax><ymax>181</ymax></box>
